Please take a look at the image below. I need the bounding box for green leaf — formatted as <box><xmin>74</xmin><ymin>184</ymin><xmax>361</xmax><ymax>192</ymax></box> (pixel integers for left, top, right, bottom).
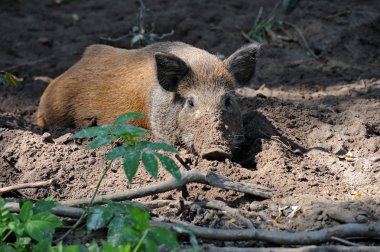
<box><xmin>0</xmin><ymin>244</ymin><xmax>16</xmax><ymax>252</ymax></box>
<box><xmin>139</xmin><ymin>141</ymin><xmax>178</xmax><ymax>153</ymax></box>
<box><xmin>24</xmin><ymin>212</ymin><xmax>61</xmax><ymax>242</ymax></box>
<box><xmin>87</xmin><ymin>241</ymin><xmax>100</xmax><ymax>252</ymax></box>
<box><xmin>123</xmin><ymin>151</ymin><xmax>141</xmax><ymax>183</ymax></box>
<box><xmin>107</xmin><ymin>216</ymin><xmax>140</xmax><ymax>246</ymax></box>
<box><xmin>72</xmin><ymin>125</ymin><xmax>110</xmax><ymax>139</ymax></box>
<box><xmin>53</xmin><ymin>242</ymin><xmax>64</xmax><ymax>252</ymax></box>
<box><xmin>142</xmin><ymin>238</ymin><xmax>158</xmax><ymax>252</ymax></box>
<box><xmin>106</xmin><ymin>146</ymin><xmax>127</xmax><ymax>160</ymax></box>
<box><xmin>34</xmin><ymin>199</ymin><xmax>59</xmax><ymax>213</ymax></box>
<box><xmin>113</xmin><ymin>113</ymin><xmax>145</xmax><ymax>125</ymax></box>
<box><xmin>154</xmin><ymin>153</ymin><xmax>181</xmax><ymax>181</ymax></box>
<box><xmin>86</xmin><ymin>205</ymin><xmax>113</xmax><ymax>232</ymax></box>
<box><xmin>101</xmin><ymin>242</ymin><xmax>131</xmax><ymax>252</ymax></box>
<box><xmin>15</xmin><ymin>237</ymin><xmax>32</xmax><ymax>249</ymax></box>
<box><xmin>32</xmin><ymin>238</ymin><xmax>53</xmax><ymax>252</ymax></box>
<box><xmin>88</xmin><ymin>135</ymin><xmax>113</xmax><ymax>148</ymax></box>
<box><xmin>111</xmin><ymin>125</ymin><xmax>146</xmax><ymax>138</ymax></box>
<box><xmin>141</xmin><ymin>151</ymin><xmax>158</xmax><ymax>179</ymax></box>
<box><xmin>5</xmin><ymin>72</ymin><xmax>17</xmax><ymax>87</ymax></box>
<box><xmin>0</xmin><ymin>72</ymin><xmax>17</xmax><ymax>87</ymax></box>
<box><xmin>25</xmin><ymin>220</ymin><xmax>56</xmax><ymax>242</ymax></box>
<box><xmin>148</xmin><ymin>227</ymin><xmax>179</xmax><ymax>250</ymax></box>
<box><xmin>128</xmin><ymin>207</ymin><xmax>149</xmax><ymax>231</ymax></box>
<box><xmin>20</xmin><ymin>200</ymin><xmax>33</xmax><ymax>222</ymax></box>
<box><xmin>63</xmin><ymin>245</ymin><xmax>89</xmax><ymax>252</ymax></box>
<box><xmin>0</xmin><ymin>197</ymin><xmax>5</xmax><ymax>207</ymax></box>
<box><xmin>32</xmin><ymin>212</ymin><xmax>62</xmax><ymax>228</ymax></box>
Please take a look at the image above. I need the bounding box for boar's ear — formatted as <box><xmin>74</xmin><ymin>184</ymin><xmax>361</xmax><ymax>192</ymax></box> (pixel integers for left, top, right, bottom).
<box><xmin>224</xmin><ymin>43</ymin><xmax>260</xmax><ymax>87</ymax></box>
<box><xmin>154</xmin><ymin>52</ymin><xmax>189</xmax><ymax>92</ymax></box>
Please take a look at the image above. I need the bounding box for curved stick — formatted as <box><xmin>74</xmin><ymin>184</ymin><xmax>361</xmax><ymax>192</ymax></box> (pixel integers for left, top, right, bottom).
<box><xmin>152</xmin><ymin>220</ymin><xmax>380</xmax><ymax>245</ymax></box>
<box><xmin>0</xmin><ymin>179</ymin><xmax>53</xmax><ymax>194</ymax></box>
<box><xmin>5</xmin><ymin>202</ymin><xmax>379</xmax><ymax>246</ymax></box>
<box><xmin>61</xmin><ymin>170</ymin><xmax>273</xmax><ymax>206</ymax></box>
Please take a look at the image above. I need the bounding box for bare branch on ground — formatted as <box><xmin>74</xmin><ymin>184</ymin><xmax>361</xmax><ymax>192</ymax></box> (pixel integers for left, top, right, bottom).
<box><xmin>200</xmin><ymin>245</ymin><xmax>380</xmax><ymax>252</ymax></box>
<box><xmin>5</xmin><ymin>202</ymin><xmax>379</xmax><ymax>246</ymax></box>
<box><xmin>151</xmin><ymin>220</ymin><xmax>380</xmax><ymax>245</ymax></box>
<box><xmin>0</xmin><ymin>179</ymin><xmax>53</xmax><ymax>194</ymax></box>
<box><xmin>60</xmin><ymin>170</ymin><xmax>273</xmax><ymax>207</ymax></box>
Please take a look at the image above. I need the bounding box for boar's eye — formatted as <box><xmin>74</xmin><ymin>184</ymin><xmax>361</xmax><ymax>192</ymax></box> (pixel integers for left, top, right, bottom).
<box><xmin>187</xmin><ymin>97</ymin><xmax>194</xmax><ymax>108</ymax></box>
<box><xmin>224</xmin><ymin>96</ymin><xmax>231</xmax><ymax>107</ymax></box>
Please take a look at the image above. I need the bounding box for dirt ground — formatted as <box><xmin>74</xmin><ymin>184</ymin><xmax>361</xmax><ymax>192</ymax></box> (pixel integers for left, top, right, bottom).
<box><xmin>1</xmin><ymin>0</ymin><xmax>379</xmax><ymax>248</ymax></box>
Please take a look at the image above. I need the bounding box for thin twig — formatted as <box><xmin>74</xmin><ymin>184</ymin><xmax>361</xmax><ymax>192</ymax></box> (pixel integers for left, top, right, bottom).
<box><xmin>99</xmin><ymin>33</ymin><xmax>132</xmax><ymax>42</ymax></box>
<box><xmin>61</xmin><ymin>170</ymin><xmax>273</xmax><ymax>206</ymax></box>
<box><xmin>151</xmin><ymin>220</ymin><xmax>380</xmax><ymax>245</ymax></box>
<box><xmin>0</xmin><ymin>179</ymin><xmax>53</xmax><ymax>194</ymax></box>
<box><xmin>284</xmin><ymin>22</ymin><xmax>320</xmax><ymax>60</ymax></box>
<box><xmin>1</xmin><ymin>56</ymin><xmax>56</xmax><ymax>72</ymax></box>
<box><xmin>53</xmin><ymin>160</ymin><xmax>113</xmax><ymax>243</ymax></box>
<box><xmin>331</xmin><ymin>236</ymin><xmax>360</xmax><ymax>247</ymax></box>
<box><xmin>143</xmin><ymin>199</ymin><xmax>173</xmax><ymax>209</ymax></box>
<box><xmin>2</xmin><ymin>156</ymin><xmax>21</xmax><ymax>173</ymax></box>
<box><xmin>175</xmin><ymin>154</ymin><xmax>191</xmax><ymax>170</ymax></box>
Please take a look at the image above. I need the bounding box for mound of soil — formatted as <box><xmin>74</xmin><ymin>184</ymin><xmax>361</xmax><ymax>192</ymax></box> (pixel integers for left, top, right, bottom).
<box><xmin>1</xmin><ymin>0</ymin><xmax>379</xmax><ymax>248</ymax></box>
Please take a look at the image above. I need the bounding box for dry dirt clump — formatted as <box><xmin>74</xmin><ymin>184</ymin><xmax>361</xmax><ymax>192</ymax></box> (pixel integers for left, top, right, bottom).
<box><xmin>1</xmin><ymin>0</ymin><xmax>380</xmax><ymax>248</ymax></box>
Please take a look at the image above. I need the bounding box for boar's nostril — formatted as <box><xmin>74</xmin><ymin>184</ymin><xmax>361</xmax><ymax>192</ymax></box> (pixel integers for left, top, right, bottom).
<box><xmin>201</xmin><ymin>148</ymin><xmax>231</xmax><ymax>161</ymax></box>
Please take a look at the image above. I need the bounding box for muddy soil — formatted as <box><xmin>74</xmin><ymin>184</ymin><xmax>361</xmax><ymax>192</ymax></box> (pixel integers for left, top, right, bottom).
<box><xmin>1</xmin><ymin>0</ymin><xmax>379</xmax><ymax>248</ymax></box>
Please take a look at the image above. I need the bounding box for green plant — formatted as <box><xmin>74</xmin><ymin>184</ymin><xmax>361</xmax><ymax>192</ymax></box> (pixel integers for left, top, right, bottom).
<box><xmin>0</xmin><ymin>197</ymin><xmax>193</xmax><ymax>251</ymax></box>
<box><xmin>245</xmin><ymin>5</ymin><xmax>282</xmax><ymax>43</ymax></box>
<box><xmin>86</xmin><ymin>200</ymin><xmax>179</xmax><ymax>251</ymax></box>
<box><xmin>72</xmin><ymin>112</ymin><xmax>181</xmax><ymax>183</ymax></box>
<box><xmin>0</xmin><ymin>72</ymin><xmax>18</xmax><ymax>87</ymax></box>
<box><xmin>0</xmin><ymin>198</ymin><xmax>62</xmax><ymax>251</ymax></box>
<box><xmin>100</xmin><ymin>0</ymin><xmax>174</xmax><ymax>47</ymax></box>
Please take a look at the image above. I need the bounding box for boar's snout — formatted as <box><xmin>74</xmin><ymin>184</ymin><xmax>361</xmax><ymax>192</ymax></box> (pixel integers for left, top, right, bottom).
<box><xmin>190</xmin><ymin>112</ymin><xmax>243</xmax><ymax>161</ymax></box>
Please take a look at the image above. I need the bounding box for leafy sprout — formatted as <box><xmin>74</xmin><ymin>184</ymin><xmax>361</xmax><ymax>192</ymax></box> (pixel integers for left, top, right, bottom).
<box><xmin>0</xmin><ymin>72</ymin><xmax>18</xmax><ymax>87</ymax></box>
<box><xmin>72</xmin><ymin>112</ymin><xmax>181</xmax><ymax>183</ymax></box>
<box><xmin>245</xmin><ymin>5</ymin><xmax>282</xmax><ymax>43</ymax></box>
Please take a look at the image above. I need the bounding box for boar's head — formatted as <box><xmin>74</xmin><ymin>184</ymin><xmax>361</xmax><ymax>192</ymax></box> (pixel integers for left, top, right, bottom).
<box><xmin>151</xmin><ymin>43</ymin><xmax>259</xmax><ymax>160</ymax></box>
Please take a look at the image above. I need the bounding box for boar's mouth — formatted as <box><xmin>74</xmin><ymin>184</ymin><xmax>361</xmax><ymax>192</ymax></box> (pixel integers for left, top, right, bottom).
<box><xmin>200</xmin><ymin>146</ymin><xmax>232</xmax><ymax>161</ymax></box>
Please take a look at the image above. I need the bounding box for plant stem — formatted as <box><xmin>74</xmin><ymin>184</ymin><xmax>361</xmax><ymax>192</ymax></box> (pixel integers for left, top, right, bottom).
<box><xmin>2</xmin><ymin>229</ymin><xmax>12</xmax><ymax>242</ymax></box>
<box><xmin>133</xmin><ymin>229</ymin><xmax>149</xmax><ymax>252</ymax></box>
<box><xmin>53</xmin><ymin>160</ymin><xmax>114</xmax><ymax>243</ymax></box>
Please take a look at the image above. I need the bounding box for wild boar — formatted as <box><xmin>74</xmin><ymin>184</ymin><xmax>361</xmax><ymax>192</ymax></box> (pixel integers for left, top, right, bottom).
<box><xmin>36</xmin><ymin>42</ymin><xmax>259</xmax><ymax>160</ymax></box>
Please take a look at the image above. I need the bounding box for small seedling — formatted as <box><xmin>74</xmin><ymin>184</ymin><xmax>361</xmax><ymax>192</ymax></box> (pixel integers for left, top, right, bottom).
<box><xmin>0</xmin><ymin>198</ymin><xmax>62</xmax><ymax>251</ymax></box>
<box><xmin>0</xmin><ymin>197</ymin><xmax>187</xmax><ymax>251</ymax></box>
<box><xmin>86</xmin><ymin>200</ymin><xmax>180</xmax><ymax>251</ymax></box>
<box><xmin>244</xmin><ymin>5</ymin><xmax>282</xmax><ymax>43</ymax></box>
<box><xmin>0</xmin><ymin>72</ymin><xmax>18</xmax><ymax>87</ymax></box>
<box><xmin>100</xmin><ymin>0</ymin><xmax>174</xmax><ymax>47</ymax></box>
<box><xmin>72</xmin><ymin>112</ymin><xmax>181</xmax><ymax>183</ymax></box>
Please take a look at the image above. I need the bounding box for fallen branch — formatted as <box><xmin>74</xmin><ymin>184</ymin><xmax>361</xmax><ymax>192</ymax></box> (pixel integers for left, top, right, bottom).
<box><xmin>151</xmin><ymin>220</ymin><xmax>380</xmax><ymax>245</ymax></box>
<box><xmin>0</xmin><ymin>179</ymin><xmax>53</xmax><ymax>194</ymax></box>
<box><xmin>200</xmin><ymin>245</ymin><xmax>380</xmax><ymax>252</ymax></box>
<box><xmin>6</xmin><ymin>202</ymin><xmax>379</xmax><ymax>246</ymax></box>
<box><xmin>61</xmin><ymin>170</ymin><xmax>273</xmax><ymax>206</ymax></box>
<box><xmin>5</xmin><ymin>202</ymin><xmax>83</xmax><ymax>219</ymax></box>
<box><xmin>331</xmin><ymin>236</ymin><xmax>360</xmax><ymax>247</ymax></box>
